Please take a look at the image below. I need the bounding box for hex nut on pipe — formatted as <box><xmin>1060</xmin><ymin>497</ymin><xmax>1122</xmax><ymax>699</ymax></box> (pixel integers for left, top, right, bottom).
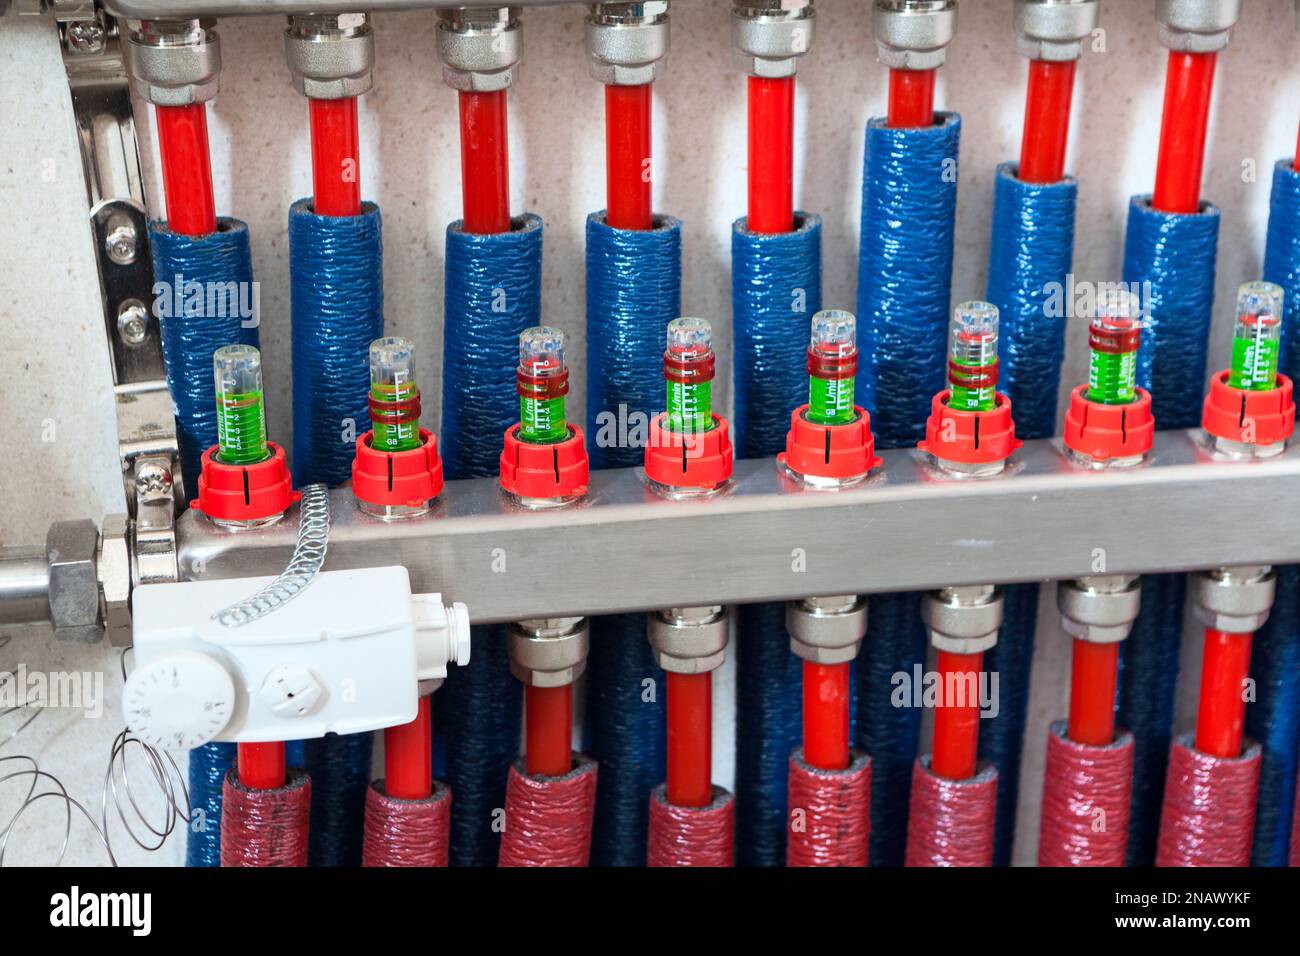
<box><xmin>1192</xmin><ymin>565</ymin><xmax>1275</xmax><ymax>634</ymax></box>
<box><xmin>1156</xmin><ymin>0</ymin><xmax>1241</xmax><ymax>53</ymax></box>
<box><xmin>124</xmin><ymin>20</ymin><xmax>221</xmax><ymax>107</ymax></box>
<box><xmin>436</xmin><ymin>7</ymin><xmax>521</xmax><ymax>93</ymax></box>
<box><xmin>922</xmin><ymin>584</ymin><xmax>1002</xmax><ymax>655</ymax></box>
<box><xmin>508</xmin><ymin>616</ymin><xmax>589</xmax><ymax>687</ymax></box>
<box><xmin>284</xmin><ymin>13</ymin><xmax>375</xmax><ymax>100</ymax></box>
<box><xmin>731</xmin><ymin>0</ymin><xmax>816</xmax><ymax>79</ymax></box>
<box><xmin>99</xmin><ymin>514</ymin><xmax>133</xmax><ymax>648</ymax></box>
<box><xmin>1014</xmin><ymin>0</ymin><xmax>1099</xmax><ymax>62</ymax></box>
<box><xmin>647</xmin><ymin>605</ymin><xmax>729</xmax><ymax>674</ymax></box>
<box><xmin>47</xmin><ymin>519</ymin><xmax>102</xmax><ymax>643</ymax></box>
<box><xmin>586</xmin><ymin>2</ymin><xmax>670</xmax><ymax>86</ymax></box>
<box><xmin>786</xmin><ymin>594</ymin><xmax>867</xmax><ymax>664</ymax></box>
<box><xmin>872</xmin><ymin>0</ymin><xmax>957</xmax><ymax>71</ymax></box>
<box><xmin>1056</xmin><ymin>574</ymin><xmax>1141</xmax><ymax>645</ymax></box>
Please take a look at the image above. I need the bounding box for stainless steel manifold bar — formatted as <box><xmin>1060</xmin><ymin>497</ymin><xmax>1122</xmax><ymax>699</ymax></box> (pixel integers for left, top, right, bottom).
<box><xmin>4</xmin><ymin>428</ymin><xmax>1298</xmax><ymax>630</ymax></box>
<box><xmin>176</xmin><ymin>431</ymin><xmax>1300</xmax><ymax>620</ymax></box>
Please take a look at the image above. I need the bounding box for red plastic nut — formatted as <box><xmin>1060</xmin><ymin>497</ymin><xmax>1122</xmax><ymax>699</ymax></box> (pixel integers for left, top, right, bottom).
<box><xmin>193</xmin><ymin>442</ymin><xmax>299</xmax><ymax>523</ymax></box>
<box><xmin>351</xmin><ymin>429</ymin><xmax>444</xmax><ymax>509</ymax></box>
<box><xmin>643</xmin><ymin>413</ymin><xmax>733</xmax><ymax>492</ymax></box>
<box><xmin>1201</xmin><ymin>370</ymin><xmax>1295</xmax><ymax>448</ymax></box>
<box><xmin>777</xmin><ymin>404</ymin><xmax>880</xmax><ymax>482</ymax></box>
<box><xmin>499</xmin><ymin>424</ymin><xmax>590</xmax><ymax>501</ymax></box>
<box><xmin>917</xmin><ymin>391</ymin><xmax>1021</xmax><ymax>466</ymax></box>
<box><xmin>1062</xmin><ymin>385</ymin><xmax>1155</xmax><ymax>462</ymax></box>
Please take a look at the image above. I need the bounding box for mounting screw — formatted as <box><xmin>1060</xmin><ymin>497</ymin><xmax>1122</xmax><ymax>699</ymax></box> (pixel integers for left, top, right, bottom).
<box><xmin>104</xmin><ymin>221</ymin><xmax>138</xmax><ymax>265</ymax></box>
<box><xmin>134</xmin><ymin>460</ymin><xmax>174</xmax><ymax>501</ymax></box>
<box><xmin>117</xmin><ymin>299</ymin><xmax>149</xmax><ymax>345</ymax></box>
<box><xmin>66</xmin><ymin>20</ymin><xmax>106</xmax><ymax>56</ymax></box>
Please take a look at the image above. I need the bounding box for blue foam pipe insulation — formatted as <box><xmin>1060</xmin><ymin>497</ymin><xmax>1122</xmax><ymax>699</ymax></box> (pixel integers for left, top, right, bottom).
<box><xmin>287</xmin><ymin>198</ymin><xmax>384</xmax><ymax>866</ymax></box>
<box><xmin>150</xmin><ymin>218</ymin><xmax>260</xmax><ymax>868</ymax></box>
<box><xmin>853</xmin><ymin>113</ymin><xmax>960</xmax><ymax>865</ymax></box>
<box><xmin>981</xmin><ymin>163</ymin><xmax>1078</xmax><ymax>864</ymax></box>
<box><xmin>434</xmin><ymin>214</ymin><xmax>541</xmax><ymax>866</ymax></box>
<box><xmin>985</xmin><ymin>164</ymin><xmax>1078</xmax><ymax>441</ymax></box>
<box><xmin>288</xmin><ymin>199</ymin><xmax>384</xmax><ymax>486</ymax></box>
<box><xmin>150</xmin><ymin>218</ymin><xmax>260</xmax><ymax>495</ymax></box>
<box><xmin>730</xmin><ymin>213</ymin><xmax>821</xmax><ymax>866</ymax></box>
<box><xmin>734</xmin><ymin>604</ymin><xmax>804</xmax><ymax>866</ymax></box>
<box><xmin>1119</xmin><ymin>195</ymin><xmax>1220</xmax><ymax>865</ymax></box>
<box><xmin>185</xmin><ymin>742</ymin><xmax>234</xmax><ymax>867</ymax></box>
<box><xmin>583</xmin><ymin>212</ymin><xmax>679</xmax><ymax>865</ymax></box>
<box><xmin>1250</xmin><ymin>159</ymin><xmax>1300</xmax><ymax>865</ymax></box>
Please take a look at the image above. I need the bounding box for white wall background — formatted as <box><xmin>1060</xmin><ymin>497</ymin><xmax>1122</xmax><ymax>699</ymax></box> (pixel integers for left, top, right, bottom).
<box><xmin>1</xmin><ymin>0</ymin><xmax>1297</xmax><ymax>866</ymax></box>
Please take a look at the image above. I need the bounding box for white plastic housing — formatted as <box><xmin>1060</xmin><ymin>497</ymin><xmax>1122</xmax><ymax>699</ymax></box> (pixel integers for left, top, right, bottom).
<box><xmin>123</xmin><ymin>566</ymin><xmax>470</xmax><ymax>750</ymax></box>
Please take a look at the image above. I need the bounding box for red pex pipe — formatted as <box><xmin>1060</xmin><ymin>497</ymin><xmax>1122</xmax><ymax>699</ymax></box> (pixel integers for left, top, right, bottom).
<box><xmin>1195</xmin><ymin>627</ymin><xmax>1253</xmax><ymax>759</ymax></box>
<box><xmin>803</xmin><ymin>661</ymin><xmax>850</xmax><ymax>770</ymax></box>
<box><xmin>747</xmin><ymin>75</ymin><xmax>795</xmax><ymax>234</ymax></box>
<box><xmin>1068</xmin><ymin>639</ymin><xmax>1119</xmax><ymax>747</ymax></box>
<box><xmin>155</xmin><ymin>103</ymin><xmax>217</xmax><ymax>236</ymax></box>
<box><xmin>666</xmin><ymin>672</ymin><xmax>713</xmax><ymax>807</ymax></box>
<box><xmin>1152</xmin><ymin>51</ymin><xmax>1217</xmax><ymax>214</ymax></box>
<box><xmin>237</xmin><ymin>743</ymin><xmax>286</xmax><ymax>791</ymax></box>
<box><xmin>1018</xmin><ymin>59</ymin><xmax>1077</xmax><ymax>184</ymax></box>
<box><xmin>605</xmin><ymin>83</ymin><xmax>653</xmax><ymax>231</ymax></box>
<box><xmin>458</xmin><ymin>89</ymin><xmax>511</xmax><ymax>234</ymax></box>
<box><xmin>931</xmin><ymin>650</ymin><xmax>982</xmax><ymax>781</ymax></box>
<box><xmin>309</xmin><ymin>97</ymin><xmax>362</xmax><ymax>217</ymax></box>
<box><xmin>525</xmin><ymin>684</ymin><xmax>573</xmax><ymax>778</ymax></box>
<box><xmin>384</xmin><ymin>696</ymin><xmax>433</xmax><ymax>800</ymax></box>
<box><xmin>887</xmin><ymin>68</ymin><xmax>936</xmax><ymax>129</ymax></box>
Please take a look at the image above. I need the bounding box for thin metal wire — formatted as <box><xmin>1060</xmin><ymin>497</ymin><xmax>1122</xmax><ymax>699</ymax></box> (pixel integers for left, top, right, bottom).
<box><xmin>213</xmin><ymin>483</ymin><xmax>331</xmax><ymax>628</ymax></box>
<box><xmin>0</xmin><ymin>668</ymin><xmax>43</xmax><ymax>750</ymax></box>
<box><xmin>0</xmin><ymin>650</ymin><xmax>192</xmax><ymax>866</ymax></box>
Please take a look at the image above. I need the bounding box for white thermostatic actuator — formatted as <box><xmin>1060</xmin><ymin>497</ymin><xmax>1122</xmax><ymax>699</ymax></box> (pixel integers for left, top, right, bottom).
<box><xmin>123</xmin><ymin>566</ymin><xmax>470</xmax><ymax>750</ymax></box>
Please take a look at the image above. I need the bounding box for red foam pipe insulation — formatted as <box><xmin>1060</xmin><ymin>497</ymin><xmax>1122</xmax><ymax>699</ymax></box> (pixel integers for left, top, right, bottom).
<box><xmin>887</xmin><ymin>68</ymin><xmax>936</xmax><ymax>129</ymax></box>
<box><xmin>362</xmin><ymin>780</ymin><xmax>451</xmax><ymax>867</ymax></box>
<box><xmin>646</xmin><ymin>783</ymin><xmax>734</xmax><ymax>867</ymax></box>
<box><xmin>1152</xmin><ymin>51</ymin><xmax>1217</xmax><ymax>215</ymax></box>
<box><xmin>237</xmin><ymin>742</ymin><xmax>286</xmax><ymax>791</ymax></box>
<box><xmin>931</xmin><ymin>650</ymin><xmax>982</xmax><ymax>781</ymax></box>
<box><xmin>1038</xmin><ymin>722</ymin><xmax>1133</xmax><ymax>867</ymax></box>
<box><xmin>1068</xmin><ymin>639</ymin><xmax>1119</xmax><ymax>747</ymax></box>
<box><xmin>219</xmin><ymin>768</ymin><xmax>311</xmax><ymax>867</ymax></box>
<box><xmin>458</xmin><ymin>89</ymin><xmax>511</xmax><ymax>234</ymax></box>
<box><xmin>747</xmin><ymin>75</ymin><xmax>795</xmax><ymax>234</ymax></box>
<box><xmin>605</xmin><ymin>83</ymin><xmax>653</xmax><ymax>231</ymax></box>
<box><xmin>786</xmin><ymin>749</ymin><xmax>871</xmax><ymax>867</ymax></box>
<box><xmin>155</xmin><ymin>103</ymin><xmax>217</xmax><ymax>236</ymax></box>
<box><xmin>1195</xmin><ymin>627</ymin><xmax>1252</xmax><ymax>759</ymax></box>
<box><xmin>1018</xmin><ymin>58</ymin><xmax>1077</xmax><ymax>184</ymax></box>
<box><xmin>1156</xmin><ymin>736</ymin><xmax>1261</xmax><ymax>866</ymax></box>
<box><xmin>1292</xmin><ymin>784</ymin><xmax>1300</xmax><ymax>865</ymax></box>
<box><xmin>309</xmin><ymin>96</ymin><xmax>362</xmax><ymax>217</ymax></box>
<box><xmin>666</xmin><ymin>671</ymin><xmax>713</xmax><ymax>808</ymax></box>
<box><xmin>384</xmin><ymin>695</ymin><xmax>433</xmax><ymax>800</ymax></box>
<box><xmin>498</xmin><ymin>756</ymin><xmax>599</xmax><ymax>867</ymax></box>
<box><xmin>526</xmin><ymin>683</ymin><xmax>574</xmax><ymax>778</ymax></box>
<box><xmin>803</xmin><ymin>660</ymin><xmax>850</xmax><ymax>771</ymax></box>
<box><xmin>905</xmin><ymin>756</ymin><xmax>997</xmax><ymax>867</ymax></box>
